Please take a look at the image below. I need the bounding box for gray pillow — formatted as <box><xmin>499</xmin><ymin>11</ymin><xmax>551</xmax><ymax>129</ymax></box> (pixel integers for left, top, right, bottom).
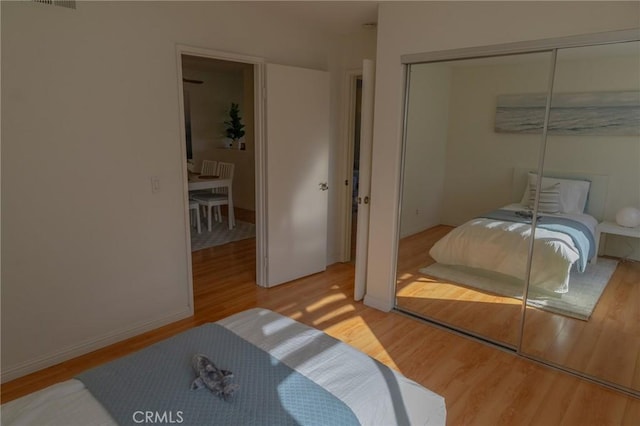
<box><xmin>529</xmin><ymin>182</ymin><xmax>561</xmax><ymax>213</ymax></box>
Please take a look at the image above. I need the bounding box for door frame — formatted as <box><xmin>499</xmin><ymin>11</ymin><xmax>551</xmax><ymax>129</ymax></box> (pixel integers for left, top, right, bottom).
<box><xmin>175</xmin><ymin>45</ymin><xmax>268</xmax><ymax>294</ymax></box>
<box><xmin>339</xmin><ymin>69</ymin><xmax>363</xmax><ymax>262</ymax></box>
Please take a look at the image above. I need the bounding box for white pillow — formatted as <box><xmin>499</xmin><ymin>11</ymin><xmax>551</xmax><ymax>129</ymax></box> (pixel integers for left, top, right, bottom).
<box><xmin>521</xmin><ymin>173</ymin><xmax>590</xmax><ymax>214</ymax></box>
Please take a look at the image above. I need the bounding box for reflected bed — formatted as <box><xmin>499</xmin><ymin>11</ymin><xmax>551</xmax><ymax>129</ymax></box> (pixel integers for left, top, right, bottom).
<box><xmin>429</xmin><ymin>203</ymin><xmax>597</xmax><ymax>293</ymax></box>
<box><xmin>429</xmin><ymin>173</ymin><xmax>603</xmax><ymax>294</ymax></box>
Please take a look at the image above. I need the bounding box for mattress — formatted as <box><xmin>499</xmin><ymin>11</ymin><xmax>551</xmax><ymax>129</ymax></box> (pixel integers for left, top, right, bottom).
<box><xmin>1</xmin><ymin>308</ymin><xmax>446</xmax><ymax>425</ymax></box>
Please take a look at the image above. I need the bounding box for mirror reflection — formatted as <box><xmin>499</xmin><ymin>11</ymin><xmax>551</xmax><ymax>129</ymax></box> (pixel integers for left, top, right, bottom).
<box><xmin>395</xmin><ymin>52</ymin><xmax>553</xmax><ymax>347</ymax></box>
<box><xmin>522</xmin><ymin>41</ymin><xmax>640</xmax><ymax>392</ymax></box>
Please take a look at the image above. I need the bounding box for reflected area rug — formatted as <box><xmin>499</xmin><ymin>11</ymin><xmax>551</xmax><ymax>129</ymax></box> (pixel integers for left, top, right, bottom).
<box><xmin>190</xmin><ymin>218</ymin><xmax>255</xmax><ymax>252</ymax></box>
<box><xmin>419</xmin><ymin>258</ymin><xmax>618</xmax><ymax>320</ymax></box>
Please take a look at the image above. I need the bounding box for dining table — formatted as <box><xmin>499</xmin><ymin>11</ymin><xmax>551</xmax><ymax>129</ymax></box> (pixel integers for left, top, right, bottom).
<box><xmin>188</xmin><ymin>174</ymin><xmax>235</xmax><ymax>230</ymax></box>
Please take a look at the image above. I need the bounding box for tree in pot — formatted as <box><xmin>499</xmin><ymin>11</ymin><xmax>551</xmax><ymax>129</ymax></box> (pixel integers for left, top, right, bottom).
<box><xmin>224</xmin><ymin>102</ymin><xmax>246</xmax><ymax>149</ymax></box>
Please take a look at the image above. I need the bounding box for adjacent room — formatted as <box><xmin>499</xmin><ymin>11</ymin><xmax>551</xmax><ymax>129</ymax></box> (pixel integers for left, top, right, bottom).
<box><xmin>181</xmin><ymin>54</ymin><xmax>257</xmax><ymax>251</ymax></box>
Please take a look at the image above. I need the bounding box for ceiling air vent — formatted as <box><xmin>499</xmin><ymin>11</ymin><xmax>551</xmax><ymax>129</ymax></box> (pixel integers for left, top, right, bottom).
<box><xmin>32</xmin><ymin>0</ymin><xmax>77</xmax><ymax>10</ymax></box>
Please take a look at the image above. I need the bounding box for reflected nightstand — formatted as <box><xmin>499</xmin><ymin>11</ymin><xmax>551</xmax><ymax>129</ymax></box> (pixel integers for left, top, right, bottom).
<box><xmin>593</xmin><ymin>221</ymin><xmax>640</xmax><ymax>264</ymax></box>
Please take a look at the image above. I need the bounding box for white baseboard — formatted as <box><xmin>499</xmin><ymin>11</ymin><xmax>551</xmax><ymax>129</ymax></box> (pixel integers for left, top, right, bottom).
<box><xmin>1</xmin><ymin>307</ymin><xmax>193</xmax><ymax>384</ymax></box>
<box><xmin>364</xmin><ymin>294</ymin><xmax>393</xmax><ymax>312</ymax></box>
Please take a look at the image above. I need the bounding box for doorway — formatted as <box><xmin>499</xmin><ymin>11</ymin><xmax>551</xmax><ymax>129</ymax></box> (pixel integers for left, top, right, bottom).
<box><xmin>177</xmin><ymin>46</ymin><xmax>265</xmax><ymax>290</ymax></box>
<box><xmin>178</xmin><ymin>46</ymin><xmax>332</xmax><ymax>290</ymax></box>
<box><xmin>342</xmin><ymin>72</ymin><xmax>364</xmax><ymax>263</ymax></box>
<box><xmin>350</xmin><ymin>78</ymin><xmax>363</xmax><ymax>262</ymax></box>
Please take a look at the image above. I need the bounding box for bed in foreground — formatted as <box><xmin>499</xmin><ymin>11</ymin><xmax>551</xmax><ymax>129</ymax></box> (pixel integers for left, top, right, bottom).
<box><xmin>1</xmin><ymin>308</ymin><xmax>446</xmax><ymax>425</ymax></box>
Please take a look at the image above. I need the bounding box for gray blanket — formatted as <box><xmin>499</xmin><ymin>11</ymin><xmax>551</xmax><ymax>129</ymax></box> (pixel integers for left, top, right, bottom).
<box><xmin>77</xmin><ymin>323</ymin><xmax>359</xmax><ymax>426</ymax></box>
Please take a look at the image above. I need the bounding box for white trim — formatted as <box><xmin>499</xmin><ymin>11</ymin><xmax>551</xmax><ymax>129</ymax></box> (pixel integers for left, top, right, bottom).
<box><xmin>364</xmin><ymin>294</ymin><xmax>393</xmax><ymax>312</ymax></box>
<box><xmin>0</xmin><ymin>308</ymin><xmax>192</xmax><ymax>383</ymax></box>
<box><xmin>254</xmin><ymin>63</ymin><xmax>267</xmax><ymax>287</ymax></box>
<box><xmin>339</xmin><ymin>69</ymin><xmax>363</xmax><ymax>262</ymax></box>
<box><xmin>402</xmin><ymin>28</ymin><xmax>640</xmax><ymax>64</ymax></box>
<box><xmin>174</xmin><ymin>45</ymin><xmax>267</xmax><ymax>288</ymax></box>
<box><xmin>176</xmin><ymin>45</ymin><xmax>266</xmax><ymax>66</ymax></box>
<box><xmin>175</xmin><ymin>46</ymin><xmax>195</xmax><ymax>315</ymax></box>
<box><xmin>388</xmin><ymin>64</ymin><xmax>411</xmax><ymax>311</ymax></box>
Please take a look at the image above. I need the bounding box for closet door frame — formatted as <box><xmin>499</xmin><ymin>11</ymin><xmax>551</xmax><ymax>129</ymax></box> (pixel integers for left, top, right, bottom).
<box><xmin>395</xmin><ymin>27</ymin><xmax>640</xmax><ymax>396</ymax></box>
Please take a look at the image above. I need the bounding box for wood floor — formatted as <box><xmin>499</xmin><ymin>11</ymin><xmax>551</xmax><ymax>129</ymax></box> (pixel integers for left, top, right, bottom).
<box><xmin>396</xmin><ymin>225</ymin><xmax>640</xmax><ymax>392</ymax></box>
<box><xmin>2</xmin><ymin>227</ymin><xmax>639</xmax><ymax>424</ymax></box>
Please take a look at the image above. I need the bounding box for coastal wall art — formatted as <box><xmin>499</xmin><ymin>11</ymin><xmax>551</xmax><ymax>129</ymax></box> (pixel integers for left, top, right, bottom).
<box><xmin>495</xmin><ymin>91</ymin><xmax>640</xmax><ymax>135</ymax></box>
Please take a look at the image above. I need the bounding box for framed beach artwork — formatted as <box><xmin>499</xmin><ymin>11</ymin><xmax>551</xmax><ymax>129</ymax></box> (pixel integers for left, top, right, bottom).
<box><xmin>495</xmin><ymin>90</ymin><xmax>640</xmax><ymax>135</ymax></box>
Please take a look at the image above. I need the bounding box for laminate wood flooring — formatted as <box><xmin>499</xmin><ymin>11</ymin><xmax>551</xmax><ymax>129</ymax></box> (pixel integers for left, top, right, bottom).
<box><xmin>2</xmin><ymin>225</ymin><xmax>638</xmax><ymax>424</ymax></box>
<box><xmin>396</xmin><ymin>225</ymin><xmax>640</xmax><ymax>393</ymax></box>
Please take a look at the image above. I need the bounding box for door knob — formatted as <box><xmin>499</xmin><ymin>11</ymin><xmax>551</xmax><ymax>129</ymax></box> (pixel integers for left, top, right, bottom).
<box><xmin>319</xmin><ymin>182</ymin><xmax>329</xmax><ymax>191</ymax></box>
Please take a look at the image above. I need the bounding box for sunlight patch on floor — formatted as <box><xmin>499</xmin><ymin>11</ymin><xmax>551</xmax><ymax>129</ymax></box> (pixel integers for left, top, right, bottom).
<box><xmin>398</xmin><ymin>280</ymin><xmax>522</xmax><ymax>305</ymax></box>
<box><xmin>324</xmin><ymin>315</ymin><xmax>401</xmax><ymax>371</ymax></box>
<box><xmin>311</xmin><ymin>304</ymin><xmax>356</xmax><ymax>328</ymax></box>
<box><xmin>304</xmin><ymin>293</ymin><xmax>348</xmax><ymax>313</ymax></box>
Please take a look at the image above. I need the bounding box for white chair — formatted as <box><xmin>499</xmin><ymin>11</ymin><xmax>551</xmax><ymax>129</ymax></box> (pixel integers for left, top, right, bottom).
<box><xmin>189</xmin><ymin>200</ymin><xmax>201</xmax><ymax>234</ymax></box>
<box><xmin>191</xmin><ymin>162</ymin><xmax>235</xmax><ymax>231</ymax></box>
<box><xmin>200</xmin><ymin>159</ymin><xmax>218</xmax><ymax>176</ymax></box>
<box><xmin>190</xmin><ymin>160</ymin><xmax>218</xmax><ymax>198</ymax></box>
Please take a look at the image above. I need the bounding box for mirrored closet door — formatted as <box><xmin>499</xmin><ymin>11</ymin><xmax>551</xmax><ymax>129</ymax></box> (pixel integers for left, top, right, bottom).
<box><xmin>395</xmin><ymin>31</ymin><xmax>639</xmax><ymax>396</ymax></box>
<box><xmin>395</xmin><ymin>51</ymin><xmax>554</xmax><ymax>348</ymax></box>
<box><xmin>522</xmin><ymin>40</ymin><xmax>640</xmax><ymax>393</ymax></box>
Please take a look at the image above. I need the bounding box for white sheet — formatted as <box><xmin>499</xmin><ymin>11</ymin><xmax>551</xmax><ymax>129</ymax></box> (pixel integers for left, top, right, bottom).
<box><xmin>429</xmin><ymin>204</ymin><xmax>597</xmax><ymax>293</ymax></box>
<box><xmin>1</xmin><ymin>308</ymin><xmax>446</xmax><ymax>426</ymax></box>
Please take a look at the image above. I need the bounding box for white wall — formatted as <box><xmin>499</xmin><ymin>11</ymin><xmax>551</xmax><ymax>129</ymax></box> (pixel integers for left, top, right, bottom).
<box><xmin>399</xmin><ymin>64</ymin><xmax>450</xmax><ymax>237</ymax></box>
<box><xmin>440</xmin><ymin>56</ymin><xmax>554</xmax><ymax>225</ymax></box>
<box><xmin>0</xmin><ymin>1</ymin><xmax>365</xmax><ymax>381</ymax></box>
<box><xmin>365</xmin><ymin>1</ymin><xmax>640</xmax><ymax>312</ymax></box>
<box><xmin>184</xmin><ymin>67</ymin><xmax>245</xmax><ymax>151</ymax></box>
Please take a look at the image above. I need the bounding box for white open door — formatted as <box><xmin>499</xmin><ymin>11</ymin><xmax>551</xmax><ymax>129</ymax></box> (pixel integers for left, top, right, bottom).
<box><xmin>354</xmin><ymin>59</ymin><xmax>375</xmax><ymax>301</ymax></box>
<box><xmin>265</xmin><ymin>64</ymin><xmax>330</xmax><ymax>287</ymax></box>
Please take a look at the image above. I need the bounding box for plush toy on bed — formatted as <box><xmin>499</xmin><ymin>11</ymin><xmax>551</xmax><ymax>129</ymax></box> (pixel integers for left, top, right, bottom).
<box><xmin>190</xmin><ymin>354</ymin><xmax>239</xmax><ymax>400</ymax></box>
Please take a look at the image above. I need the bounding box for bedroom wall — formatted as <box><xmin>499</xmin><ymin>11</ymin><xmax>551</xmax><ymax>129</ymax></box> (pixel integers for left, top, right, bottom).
<box><xmin>1</xmin><ymin>1</ymin><xmax>368</xmax><ymax>381</ymax></box>
<box><xmin>399</xmin><ymin>64</ymin><xmax>451</xmax><ymax>238</ymax></box>
<box><xmin>439</xmin><ymin>57</ymin><xmax>557</xmax><ymax>225</ymax></box>
<box><xmin>365</xmin><ymin>1</ymin><xmax>640</xmax><ymax>311</ymax></box>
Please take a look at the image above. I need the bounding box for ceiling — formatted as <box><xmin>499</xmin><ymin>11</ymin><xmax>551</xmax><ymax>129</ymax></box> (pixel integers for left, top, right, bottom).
<box><xmin>182</xmin><ymin>2</ymin><xmax>380</xmax><ymax>76</ymax></box>
<box><xmin>248</xmin><ymin>1</ymin><xmax>379</xmax><ymax>36</ymax></box>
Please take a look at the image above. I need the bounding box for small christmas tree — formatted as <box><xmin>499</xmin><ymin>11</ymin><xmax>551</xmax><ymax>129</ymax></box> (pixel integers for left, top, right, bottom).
<box><xmin>224</xmin><ymin>102</ymin><xmax>245</xmax><ymax>143</ymax></box>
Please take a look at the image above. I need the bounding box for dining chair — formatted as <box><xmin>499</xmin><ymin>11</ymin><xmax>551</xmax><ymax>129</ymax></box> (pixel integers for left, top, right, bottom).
<box><xmin>191</xmin><ymin>162</ymin><xmax>235</xmax><ymax>230</ymax></box>
<box><xmin>189</xmin><ymin>160</ymin><xmax>219</xmax><ymax>198</ymax></box>
<box><xmin>200</xmin><ymin>160</ymin><xmax>218</xmax><ymax>176</ymax></box>
<box><xmin>189</xmin><ymin>200</ymin><xmax>201</xmax><ymax>234</ymax></box>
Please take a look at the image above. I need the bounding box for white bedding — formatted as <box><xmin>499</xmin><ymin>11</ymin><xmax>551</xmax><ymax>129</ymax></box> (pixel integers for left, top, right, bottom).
<box><xmin>1</xmin><ymin>308</ymin><xmax>446</xmax><ymax>426</ymax></box>
<box><xmin>429</xmin><ymin>204</ymin><xmax>597</xmax><ymax>293</ymax></box>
